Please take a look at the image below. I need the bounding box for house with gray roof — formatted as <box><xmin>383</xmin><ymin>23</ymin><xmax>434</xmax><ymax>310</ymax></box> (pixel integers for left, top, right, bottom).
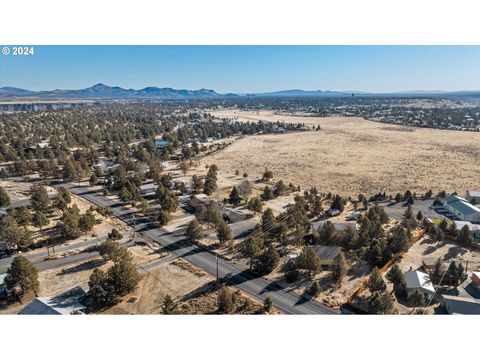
<box><xmin>19</xmin><ymin>286</ymin><xmax>87</xmax><ymax>315</ymax></box>
<box><xmin>312</xmin><ymin>220</ymin><xmax>357</xmax><ymax>233</ymax></box>
<box><xmin>442</xmin><ymin>294</ymin><xmax>480</xmax><ymax>315</ymax></box>
<box><xmin>307</xmin><ymin>245</ymin><xmax>342</xmax><ymax>267</ymax></box>
<box><xmin>221</xmin><ymin>207</ymin><xmax>249</xmax><ymax>223</ymax></box>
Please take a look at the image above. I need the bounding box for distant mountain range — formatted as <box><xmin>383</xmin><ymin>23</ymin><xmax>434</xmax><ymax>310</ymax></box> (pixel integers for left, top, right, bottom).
<box><xmin>0</xmin><ymin>83</ymin><xmax>479</xmax><ymax>100</ymax></box>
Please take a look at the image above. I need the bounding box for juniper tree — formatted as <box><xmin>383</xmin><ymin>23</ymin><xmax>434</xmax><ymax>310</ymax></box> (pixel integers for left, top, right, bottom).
<box><xmin>4</xmin><ymin>255</ymin><xmax>39</xmax><ymax>293</ymax></box>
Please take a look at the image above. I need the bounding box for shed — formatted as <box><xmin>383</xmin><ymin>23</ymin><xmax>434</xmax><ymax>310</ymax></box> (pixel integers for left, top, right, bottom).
<box><xmin>422</xmin><ymin>257</ymin><xmax>437</xmax><ymax>272</ymax></box>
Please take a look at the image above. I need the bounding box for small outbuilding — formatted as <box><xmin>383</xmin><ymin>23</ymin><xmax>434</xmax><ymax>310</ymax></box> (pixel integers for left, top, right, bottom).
<box><xmin>422</xmin><ymin>257</ymin><xmax>437</xmax><ymax>272</ymax></box>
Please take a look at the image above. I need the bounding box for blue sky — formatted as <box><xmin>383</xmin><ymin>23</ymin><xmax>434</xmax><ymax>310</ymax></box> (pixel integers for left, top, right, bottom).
<box><xmin>1</xmin><ymin>46</ymin><xmax>479</xmax><ymax>93</ymax></box>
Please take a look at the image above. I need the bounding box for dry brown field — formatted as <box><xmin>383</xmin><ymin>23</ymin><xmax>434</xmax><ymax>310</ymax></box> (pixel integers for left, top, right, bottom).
<box><xmin>206</xmin><ymin>109</ymin><xmax>480</xmax><ymax>196</ymax></box>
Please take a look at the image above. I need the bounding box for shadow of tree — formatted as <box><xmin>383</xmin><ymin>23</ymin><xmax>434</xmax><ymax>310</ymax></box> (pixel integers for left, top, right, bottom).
<box><xmin>57</xmin><ymin>258</ymin><xmax>105</xmax><ymax>276</ymax></box>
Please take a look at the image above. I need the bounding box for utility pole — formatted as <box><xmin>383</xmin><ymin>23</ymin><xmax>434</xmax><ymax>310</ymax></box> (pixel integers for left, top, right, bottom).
<box><xmin>216</xmin><ymin>253</ymin><xmax>219</xmax><ymax>282</ymax></box>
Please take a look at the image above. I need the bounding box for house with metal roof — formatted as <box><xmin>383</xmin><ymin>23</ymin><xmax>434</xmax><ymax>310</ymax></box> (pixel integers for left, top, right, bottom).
<box><xmin>312</xmin><ymin>220</ymin><xmax>357</xmax><ymax>233</ymax></box>
<box><xmin>307</xmin><ymin>245</ymin><xmax>342</xmax><ymax>267</ymax></box>
<box><xmin>442</xmin><ymin>294</ymin><xmax>480</xmax><ymax>315</ymax></box>
<box><xmin>441</xmin><ymin>195</ymin><xmax>480</xmax><ymax>223</ymax></box>
<box><xmin>404</xmin><ymin>270</ymin><xmax>435</xmax><ymax>300</ymax></box>
<box><xmin>220</xmin><ymin>207</ymin><xmax>249</xmax><ymax>223</ymax></box>
<box><xmin>19</xmin><ymin>286</ymin><xmax>87</xmax><ymax>315</ymax></box>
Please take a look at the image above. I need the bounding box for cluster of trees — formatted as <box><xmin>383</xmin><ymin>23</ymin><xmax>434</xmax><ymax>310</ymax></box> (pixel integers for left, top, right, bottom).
<box><xmin>357</xmin><ymin>205</ymin><xmax>415</xmax><ymax>268</ymax></box>
<box><xmin>187</xmin><ymin>202</ymin><xmax>233</xmax><ymax>246</ymax></box>
<box><xmin>89</xmin><ymin>241</ymin><xmax>140</xmax><ymax>307</ymax></box>
<box><xmin>58</xmin><ymin>205</ymin><xmax>96</xmax><ymax>239</ymax></box>
<box><xmin>314</xmin><ymin>221</ymin><xmax>358</xmax><ymax>248</ymax></box>
<box><xmin>283</xmin><ymin>247</ymin><xmax>347</xmax><ymax>286</ymax></box>
<box><xmin>431</xmin><ymin>258</ymin><xmax>467</xmax><ymax>286</ymax></box>
<box><xmin>367</xmin><ymin>267</ymin><xmax>396</xmax><ymax>314</ymax></box>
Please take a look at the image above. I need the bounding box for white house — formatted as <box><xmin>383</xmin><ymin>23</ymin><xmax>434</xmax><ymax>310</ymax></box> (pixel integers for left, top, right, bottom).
<box><xmin>454</xmin><ymin>221</ymin><xmax>480</xmax><ymax>241</ymax></box>
<box><xmin>465</xmin><ymin>190</ymin><xmax>480</xmax><ymax>204</ymax></box>
<box><xmin>404</xmin><ymin>270</ymin><xmax>435</xmax><ymax>300</ymax></box>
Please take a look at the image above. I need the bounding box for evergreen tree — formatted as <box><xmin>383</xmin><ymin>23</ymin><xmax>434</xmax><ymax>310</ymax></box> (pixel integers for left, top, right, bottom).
<box><xmin>247</xmin><ymin>196</ymin><xmax>262</xmax><ymax>213</ymax></box>
<box><xmin>318</xmin><ymin>221</ymin><xmax>339</xmax><ymax>245</ymax></box>
<box><xmin>456</xmin><ymin>225</ymin><xmax>474</xmax><ymax>246</ymax></box>
<box><xmin>261</xmin><ymin>208</ymin><xmax>276</xmax><ymax>233</ymax></box>
<box><xmin>229</xmin><ymin>186</ymin><xmax>241</xmax><ymax>206</ymax></box>
<box><xmin>30</xmin><ymin>184</ymin><xmax>50</xmax><ymax>211</ymax></box>
<box><xmin>416</xmin><ymin>210</ymin><xmax>424</xmax><ymax>222</ymax></box>
<box><xmin>162</xmin><ymin>294</ymin><xmax>176</xmax><ymax>314</ymax></box>
<box><xmin>59</xmin><ymin>206</ymin><xmax>81</xmax><ymax>239</ymax></box>
<box><xmin>386</xmin><ymin>264</ymin><xmax>405</xmax><ymax>295</ymax></box>
<box><xmin>253</xmin><ymin>245</ymin><xmax>279</xmax><ymax>274</ymax></box>
<box><xmin>4</xmin><ymin>255</ymin><xmax>39</xmax><ymax>293</ymax></box>
<box><xmin>369</xmin><ymin>291</ymin><xmax>396</xmax><ymax>314</ymax></box>
<box><xmin>368</xmin><ymin>267</ymin><xmax>386</xmax><ymax>293</ymax></box>
<box><xmin>32</xmin><ymin>211</ymin><xmax>49</xmax><ymax>230</ymax></box>
<box><xmin>404</xmin><ymin>204</ymin><xmax>414</xmax><ymax>220</ymax></box>
<box><xmin>186</xmin><ymin>219</ymin><xmax>203</xmax><ymax>242</ymax></box>
<box><xmin>332</xmin><ymin>252</ymin><xmax>347</xmax><ymax>285</ymax></box>
<box><xmin>439</xmin><ymin>218</ymin><xmax>449</xmax><ymax>232</ymax></box>
<box><xmin>308</xmin><ymin>281</ymin><xmax>322</xmax><ymax>297</ymax></box>
<box><xmin>297</xmin><ymin>246</ymin><xmax>321</xmax><ymax>277</ymax></box>
<box><xmin>261</xmin><ymin>186</ymin><xmax>273</xmax><ymax>201</ymax></box>
<box><xmin>218</xmin><ymin>285</ymin><xmax>235</xmax><ymax>313</ymax></box>
<box><xmin>217</xmin><ymin>220</ymin><xmax>233</xmax><ymax>243</ymax></box>
<box><xmin>79</xmin><ymin>209</ymin><xmax>96</xmax><ymax>232</ymax></box>
<box><xmin>243</xmin><ymin>233</ymin><xmax>264</xmax><ymax>269</ymax></box>
<box><xmin>263</xmin><ymin>296</ymin><xmax>273</xmax><ymax>313</ymax></box>
<box><xmin>107</xmin><ymin>228</ymin><xmax>123</xmax><ymax>241</ymax></box>
<box><xmin>0</xmin><ymin>185</ymin><xmax>10</xmax><ymax>207</ymax></box>
<box><xmin>191</xmin><ymin>174</ymin><xmax>203</xmax><ymax>194</ymax></box>
<box><xmin>408</xmin><ymin>288</ymin><xmax>426</xmax><ymax>307</ymax></box>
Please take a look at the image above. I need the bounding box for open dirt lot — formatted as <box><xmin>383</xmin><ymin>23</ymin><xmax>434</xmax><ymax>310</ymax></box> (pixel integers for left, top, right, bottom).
<box><xmin>398</xmin><ymin>236</ymin><xmax>480</xmax><ymax>272</ymax></box>
<box><xmin>206</xmin><ymin>110</ymin><xmax>480</xmax><ymax>196</ymax></box>
<box><xmin>102</xmin><ymin>263</ymin><xmax>213</xmax><ymax>314</ymax></box>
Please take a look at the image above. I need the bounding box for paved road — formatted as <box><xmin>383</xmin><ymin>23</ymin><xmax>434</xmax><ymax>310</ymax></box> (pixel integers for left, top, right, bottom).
<box><xmin>0</xmin><ymin>234</ymin><xmax>133</xmax><ymax>274</ymax></box>
<box><xmin>62</xmin><ymin>182</ymin><xmax>339</xmax><ymax>314</ymax></box>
